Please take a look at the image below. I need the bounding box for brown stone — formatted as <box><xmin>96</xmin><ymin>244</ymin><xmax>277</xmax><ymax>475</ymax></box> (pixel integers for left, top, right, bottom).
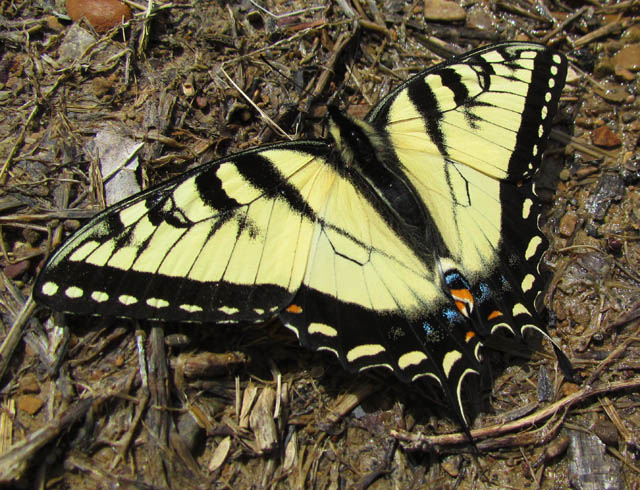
<box><xmin>424</xmin><ymin>0</ymin><xmax>466</xmax><ymax>22</ymax></box>
<box><xmin>19</xmin><ymin>373</ymin><xmax>40</xmax><ymax>394</ymax></box>
<box><xmin>613</xmin><ymin>43</ymin><xmax>640</xmax><ymax>72</ymax></box>
<box><xmin>66</xmin><ymin>0</ymin><xmax>132</xmax><ymax>33</ymax></box>
<box><xmin>591</xmin><ymin>125</ymin><xmax>622</xmax><ymax>148</ymax></box>
<box><xmin>561</xmin><ymin>382</ymin><xmax>579</xmax><ymax>396</ymax></box>
<box><xmin>17</xmin><ymin>394</ymin><xmax>44</xmax><ymax>415</ymax></box>
<box><xmin>4</xmin><ymin>260</ymin><xmax>29</xmax><ymax>279</ymax></box>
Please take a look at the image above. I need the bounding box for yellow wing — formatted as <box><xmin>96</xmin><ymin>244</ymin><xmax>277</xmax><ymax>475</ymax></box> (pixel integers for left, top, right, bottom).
<box><xmin>368</xmin><ymin>43</ymin><xmax>568</xmax><ymax>349</ymax></box>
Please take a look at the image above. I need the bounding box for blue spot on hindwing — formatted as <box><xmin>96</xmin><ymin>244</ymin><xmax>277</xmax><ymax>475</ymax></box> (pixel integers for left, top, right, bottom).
<box><xmin>476</xmin><ymin>282</ymin><xmax>491</xmax><ymax>302</ymax></box>
<box><xmin>444</xmin><ymin>269</ymin><xmax>471</xmax><ymax>289</ymax></box>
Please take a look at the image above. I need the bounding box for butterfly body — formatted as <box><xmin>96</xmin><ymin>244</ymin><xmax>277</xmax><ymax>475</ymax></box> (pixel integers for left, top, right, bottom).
<box><xmin>35</xmin><ymin>42</ymin><xmax>569</xmax><ymax>427</ymax></box>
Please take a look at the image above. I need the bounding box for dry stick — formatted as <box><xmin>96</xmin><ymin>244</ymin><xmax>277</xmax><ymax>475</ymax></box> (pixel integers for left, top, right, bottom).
<box><xmin>495</xmin><ymin>0</ymin><xmax>549</xmax><ymax>22</ymax></box>
<box><xmin>586</xmin><ymin>320</ymin><xmax>640</xmax><ymax>385</ymax></box>
<box><xmin>311</xmin><ymin>30</ymin><xmax>355</xmax><ymax>100</ymax></box>
<box><xmin>551</xmin><ymin>129</ymin><xmax>618</xmax><ymax>162</ymax></box>
<box><xmin>323</xmin><ymin>382</ymin><xmax>378</xmax><ymax>427</ymax></box>
<box><xmin>574</xmin><ymin>19</ymin><xmax>631</xmax><ymax>48</ymax></box>
<box><xmin>600</xmin><ymin>396</ymin><xmax>637</xmax><ymax>449</ymax></box>
<box><xmin>601</xmin><ymin>0</ymin><xmax>640</xmax><ymax>13</ymax></box>
<box><xmin>0</xmin><ymin>105</ymin><xmax>38</xmax><ymax>184</ymax></box>
<box><xmin>0</xmin><ymin>397</ymin><xmax>94</xmax><ymax>483</ymax></box>
<box><xmin>540</xmin><ymin>6</ymin><xmax>590</xmax><ymax>43</ymax></box>
<box><xmin>111</xmin><ymin>331</ymin><xmax>150</xmax><ymax>470</ymax></box>
<box><xmin>219</xmin><ymin>67</ymin><xmax>293</xmax><ymax>141</ymax></box>
<box><xmin>145</xmin><ymin>326</ymin><xmax>170</xmax><ymax>487</ymax></box>
<box><xmin>137</xmin><ymin>0</ymin><xmax>154</xmax><ymax>56</ymax></box>
<box><xmin>0</xmin><ymin>69</ymin><xmax>71</xmax><ymax>184</ymax></box>
<box><xmin>0</xmin><ymin>295</ymin><xmax>36</xmax><ymax>384</ymax></box>
<box><xmin>391</xmin><ymin>378</ymin><xmax>640</xmax><ymax>451</ymax></box>
<box><xmin>607</xmin><ymin>445</ymin><xmax>640</xmax><ymax>476</ymax></box>
<box><xmin>475</xmin><ymin>411</ymin><xmax>566</xmax><ymax>453</ymax></box>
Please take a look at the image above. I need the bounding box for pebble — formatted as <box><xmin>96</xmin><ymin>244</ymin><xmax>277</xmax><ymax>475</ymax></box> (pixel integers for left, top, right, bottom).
<box><xmin>622</xmin><ymin>25</ymin><xmax>640</xmax><ymax>42</ymax></box>
<box><xmin>17</xmin><ymin>394</ymin><xmax>44</xmax><ymax>415</ymax></box>
<box><xmin>591</xmin><ymin>125</ymin><xmax>622</xmax><ymax>147</ymax></box>
<box><xmin>614</xmin><ymin>43</ymin><xmax>640</xmax><ymax>72</ymax></box>
<box><xmin>19</xmin><ymin>373</ymin><xmax>41</xmax><ymax>394</ymax></box>
<box><xmin>4</xmin><ymin>260</ymin><xmax>29</xmax><ymax>279</ymax></box>
<box><xmin>558</xmin><ymin>212</ymin><xmax>578</xmax><ymax>238</ymax></box>
<box><xmin>466</xmin><ymin>5</ymin><xmax>495</xmax><ymax>31</ymax></box>
<box><xmin>561</xmin><ymin>382</ymin><xmax>579</xmax><ymax>396</ymax></box>
<box><xmin>423</xmin><ymin>0</ymin><xmax>466</xmax><ymax>22</ymax></box>
<box><xmin>66</xmin><ymin>0</ymin><xmax>132</xmax><ymax>33</ymax></box>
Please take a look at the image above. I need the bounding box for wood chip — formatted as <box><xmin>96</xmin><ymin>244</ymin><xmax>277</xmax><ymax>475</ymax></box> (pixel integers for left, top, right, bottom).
<box><xmin>239</xmin><ymin>383</ymin><xmax>258</xmax><ymax>429</ymax></box>
<box><xmin>249</xmin><ymin>387</ymin><xmax>278</xmax><ymax>454</ymax></box>
<box><xmin>208</xmin><ymin>436</ymin><xmax>231</xmax><ymax>472</ymax></box>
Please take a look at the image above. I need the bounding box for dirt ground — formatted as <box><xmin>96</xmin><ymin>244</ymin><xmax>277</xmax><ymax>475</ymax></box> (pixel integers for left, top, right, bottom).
<box><xmin>1</xmin><ymin>0</ymin><xmax>640</xmax><ymax>488</ymax></box>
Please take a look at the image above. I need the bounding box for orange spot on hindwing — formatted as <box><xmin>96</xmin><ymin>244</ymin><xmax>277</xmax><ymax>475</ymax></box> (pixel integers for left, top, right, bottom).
<box><xmin>286</xmin><ymin>304</ymin><xmax>303</xmax><ymax>314</ymax></box>
<box><xmin>488</xmin><ymin>310</ymin><xmax>503</xmax><ymax>320</ymax></box>
<box><xmin>450</xmin><ymin>288</ymin><xmax>474</xmax><ymax>316</ymax></box>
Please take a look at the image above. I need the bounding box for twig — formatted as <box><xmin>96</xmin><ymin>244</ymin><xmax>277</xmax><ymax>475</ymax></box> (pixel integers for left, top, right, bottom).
<box><xmin>137</xmin><ymin>0</ymin><xmax>154</xmax><ymax>55</ymax></box>
<box><xmin>550</xmin><ymin>129</ymin><xmax>618</xmax><ymax>162</ymax></box>
<box><xmin>0</xmin><ymin>105</ymin><xmax>38</xmax><ymax>184</ymax></box>
<box><xmin>145</xmin><ymin>326</ymin><xmax>169</xmax><ymax>487</ymax></box>
<box><xmin>586</xmin><ymin>320</ymin><xmax>640</xmax><ymax>385</ymax></box>
<box><xmin>0</xmin><ymin>397</ymin><xmax>94</xmax><ymax>483</ymax></box>
<box><xmin>0</xmin><ymin>295</ymin><xmax>36</xmax><ymax>384</ymax></box>
<box><xmin>600</xmin><ymin>396</ymin><xmax>638</xmax><ymax>449</ymax></box>
<box><xmin>391</xmin><ymin>378</ymin><xmax>640</xmax><ymax>451</ymax></box>
<box><xmin>111</xmin><ymin>330</ymin><xmax>149</xmax><ymax>469</ymax></box>
<box><xmin>219</xmin><ymin>67</ymin><xmax>293</xmax><ymax>141</ymax></box>
<box><xmin>540</xmin><ymin>6</ymin><xmax>590</xmax><ymax>44</ymax></box>
<box><xmin>574</xmin><ymin>19</ymin><xmax>630</xmax><ymax>48</ymax></box>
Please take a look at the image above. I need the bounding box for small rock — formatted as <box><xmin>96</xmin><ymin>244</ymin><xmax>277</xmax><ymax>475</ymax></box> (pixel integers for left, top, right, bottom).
<box><xmin>441</xmin><ymin>454</ymin><xmax>462</xmax><ymax>477</ymax></box>
<box><xmin>19</xmin><ymin>373</ymin><xmax>40</xmax><ymax>394</ymax></box>
<box><xmin>17</xmin><ymin>394</ymin><xmax>44</xmax><ymax>415</ymax></box>
<box><xmin>593</xmin><ymin>417</ymin><xmax>619</xmax><ymax>446</ymax></box>
<box><xmin>45</xmin><ymin>15</ymin><xmax>65</xmax><ymax>32</ymax></box>
<box><xmin>568</xmin><ymin>430</ymin><xmax>623</xmax><ymax>490</ymax></box>
<box><xmin>593</xmin><ymin>82</ymin><xmax>627</xmax><ymax>103</ymax></box>
<box><xmin>558</xmin><ymin>212</ymin><xmax>578</xmax><ymax>237</ymax></box>
<box><xmin>593</xmin><ymin>57</ymin><xmax>615</xmax><ymax>79</ymax></box>
<box><xmin>622</xmin><ymin>25</ymin><xmax>640</xmax><ymax>42</ymax></box>
<box><xmin>92</xmin><ymin>75</ymin><xmax>116</xmax><ymax>98</ymax></box>
<box><xmin>4</xmin><ymin>260</ymin><xmax>29</xmax><ymax>279</ymax></box>
<box><xmin>562</xmin><ymin>382</ymin><xmax>580</xmax><ymax>396</ymax></box>
<box><xmin>466</xmin><ymin>5</ymin><xmax>495</xmax><ymax>31</ymax></box>
<box><xmin>613</xmin><ymin>43</ymin><xmax>640</xmax><ymax>72</ymax></box>
<box><xmin>591</xmin><ymin>125</ymin><xmax>621</xmax><ymax>148</ymax></box>
<box><xmin>66</xmin><ymin>0</ymin><xmax>132</xmax><ymax>33</ymax></box>
<box><xmin>195</xmin><ymin>96</ymin><xmax>209</xmax><ymax>110</ymax></box>
<box><xmin>57</xmin><ymin>23</ymin><xmax>97</xmax><ymax>64</ymax></box>
<box><xmin>423</xmin><ymin>0</ymin><xmax>466</xmax><ymax>22</ymax></box>
<box><xmin>614</xmin><ymin>65</ymin><xmax>635</xmax><ymax>81</ymax></box>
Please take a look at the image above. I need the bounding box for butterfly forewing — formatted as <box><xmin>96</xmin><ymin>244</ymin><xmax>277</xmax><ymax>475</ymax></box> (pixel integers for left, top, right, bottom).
<box><xmin>368</xmin><ymin>43</ymin><xmax>567</xmax><ymax>343</ymax></box>
<box><xmin>36</xmin><ymin>143</ymin><xmax>333</xmax><ymax>323</ymax></box>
